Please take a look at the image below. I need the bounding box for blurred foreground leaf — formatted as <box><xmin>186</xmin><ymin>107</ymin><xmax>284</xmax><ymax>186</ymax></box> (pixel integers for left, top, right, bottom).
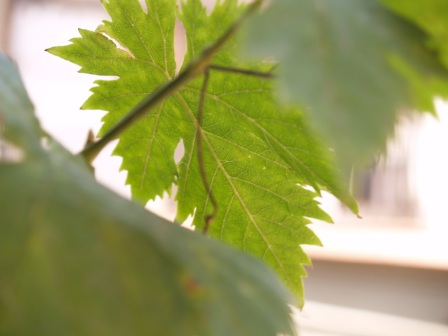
<box><xmin>382</xmin><ymin>0</ymin><xmax>448</xmax><ymax>68</ymax></box>
<box><xmin>0</xmin><ymin>54</ymin><xmax>296</xmax><ymax>336</ymax></box>
<box><xmin>243</xmin><ymin>0</ymin><xmax>448</xmax><ymax>167</ymax></box>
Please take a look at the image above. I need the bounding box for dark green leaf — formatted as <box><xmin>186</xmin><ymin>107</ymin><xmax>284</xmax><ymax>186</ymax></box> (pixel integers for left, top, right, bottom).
<box><xmin>242</xmin><ymin>0</ymin><xmax>448</xmax><ymax>166</ymax></box>
<box><xmin>381</xmin><ymin>0</ymin><xmax>448</xmax><ymax>68</ymax></box>
<box><xmin>0</xmin><ymin>54</ymin><xmax>296</xmax><ymax>336</ymax></box>
<box><xmin>0</xmin><ymin>54</ymin><xmax>41</xmax><ymax>155</ymax></box>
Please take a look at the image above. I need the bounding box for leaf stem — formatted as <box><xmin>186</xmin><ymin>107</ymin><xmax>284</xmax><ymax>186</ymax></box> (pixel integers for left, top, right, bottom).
<box><xmin>196</xmin><ymin>69</ymin><xmax>218</xmax><ymax>235</ymax></box>
<box><xmin>209</xmin><ymin>64</ymin><xmax>275</xmax><ymax>78</ymax></box>
<box><xmin>79</xmin><ymin>0</ymin><xmax>263</xmax><ymax>164</ymax></box>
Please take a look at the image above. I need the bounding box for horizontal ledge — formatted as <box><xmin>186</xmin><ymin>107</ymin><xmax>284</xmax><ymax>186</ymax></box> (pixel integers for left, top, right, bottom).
<box><xmin>305</xmin><ymin>219</ymin><xmax>448</xmax><ymax>271</ymax></box>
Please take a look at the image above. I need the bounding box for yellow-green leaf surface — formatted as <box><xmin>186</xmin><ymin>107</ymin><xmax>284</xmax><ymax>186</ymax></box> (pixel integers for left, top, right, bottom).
<box><xmin>48</xmin><ymin>0</ymin><xmax>357</xmax><ymax>301</ymax></box>
<box><xmin>0</xmin><ymin>54</ymin><xmax>297</xmax><ymax>335</ymax></box>
<box><xmin>243</xmin><ymin>0</ymin><xmax>448</xmax><ymax>167</ymax></box>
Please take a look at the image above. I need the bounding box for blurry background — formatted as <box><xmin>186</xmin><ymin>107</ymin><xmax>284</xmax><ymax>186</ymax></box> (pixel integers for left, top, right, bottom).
<box><xmin>1</xmin><ymin>0</ymin><xmax>447</xmax><ymax>334</ymax></box>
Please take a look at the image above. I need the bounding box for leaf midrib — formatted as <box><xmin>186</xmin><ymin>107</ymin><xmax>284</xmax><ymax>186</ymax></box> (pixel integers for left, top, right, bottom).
<box><xmin>174</xmin><ymin>92</ymin><xmax>286</xmax><ymax>275</ymax></box>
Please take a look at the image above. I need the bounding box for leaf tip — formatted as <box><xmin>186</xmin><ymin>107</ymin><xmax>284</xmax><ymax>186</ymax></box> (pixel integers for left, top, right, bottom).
<box><xmin>45</xmin><ymin>47</ymin><xmax>56</xmax><ymax>55</ymax></box>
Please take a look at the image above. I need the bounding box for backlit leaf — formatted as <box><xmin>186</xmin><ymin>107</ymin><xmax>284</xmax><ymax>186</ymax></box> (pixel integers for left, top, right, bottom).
<box><xmin>48</xmin><ymin>0</ymin><xmax>357</xmax><ymax>302</ymax></box>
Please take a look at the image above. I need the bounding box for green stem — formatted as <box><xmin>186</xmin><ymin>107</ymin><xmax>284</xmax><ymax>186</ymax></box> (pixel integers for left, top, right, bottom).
<box><xmin>79</xmin><ymin>0</ymin><xmax>263</xmax><ymax>164</ymax></box>
<box><xmin>196</xmin><ymin>69</ymin><xmax>218</xmax><ymax>235</ymax></box>
<box><xmin>209</xmin><ymin>64</ymin><xmax>275</xmax><ymax>78</ymax></box>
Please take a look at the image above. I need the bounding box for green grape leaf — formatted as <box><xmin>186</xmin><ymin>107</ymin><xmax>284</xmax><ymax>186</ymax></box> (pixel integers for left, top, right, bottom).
<box><xmin>48</xmin><ymin>0</ymin><xmax>357</xmax><ymax>302</ymax></box>
<box><xmin>242</xmin><ymin>0</ymin><xmax>448</xmax><ymax>166</ymax></box>
<box><xmin>0</xmin><ymin>54</ymin><xmax>296</xmax><ymax>336</ymax></box>
<box><xmin>0</xmin><ymin>55</ymin><xmax>41</xmax><ymax>154</ymax></box>
<box><xmin>381</xmin><ymin>0</ymin><xmax>448</xmax><ymax>68</ymax></box>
